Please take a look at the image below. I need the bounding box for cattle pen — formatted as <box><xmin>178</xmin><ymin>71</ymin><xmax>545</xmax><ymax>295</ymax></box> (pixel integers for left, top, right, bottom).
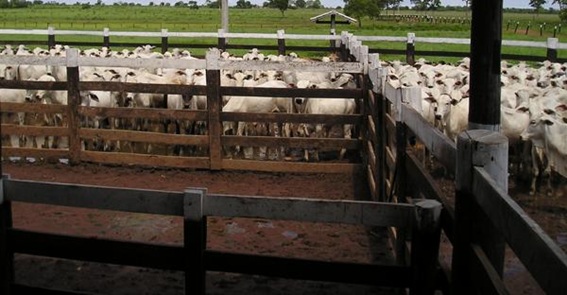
<box><xmin>1</xmin><ymin>28</ymin><xmax>567</xmax><ymax>295</ymax></box>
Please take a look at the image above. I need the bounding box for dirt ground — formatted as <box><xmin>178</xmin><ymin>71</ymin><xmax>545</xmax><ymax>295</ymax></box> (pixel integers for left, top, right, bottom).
<box><xmin>2</xmin><ymin>160</ymin><xmax>400</xmax><ymax>295</ymax></box>
<box><xmin>2</xmin><ymin>158</ymin><xmax>566</xmax><ymax>294</ymax></box>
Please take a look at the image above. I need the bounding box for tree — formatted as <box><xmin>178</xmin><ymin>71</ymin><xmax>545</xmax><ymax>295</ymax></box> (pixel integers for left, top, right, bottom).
<box><xmin>306</xmin><ymin>0</ymin><xmax>322</xmax><ymax>8</ymax></box>
<box><xmin>295</xmin><ymin>0</ymin><xmax>306</xmax><ymax>8</ymax></box>
<box><xmin>343</xmin><ymin>0</ymin><xmax>382</xmax><ymax>27</ymax></box>
<box><xmin>530</xmin><ymin>0</ymin><xmax>547</xmax><ymax>16</ymax></box>
<box><xmin>264</xmin><ymin>0</ymin><xmax>289</xmax><ymax>15</ymax></box>
<box><xmin>236</xmin><ymin>0</ymin><xmax>254</xmax><ymax>8</ymax></box>
<box><xmin>205</xmin><ymin>0</ymin><xmax>219</xmax><ymax>8</ymax></box>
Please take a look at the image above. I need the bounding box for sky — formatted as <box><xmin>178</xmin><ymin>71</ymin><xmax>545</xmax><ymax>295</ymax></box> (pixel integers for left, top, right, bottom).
<box><xmin>58</xmin><ymin>0</ymin><xmax>558</xmax><ymax>9</ymax></box>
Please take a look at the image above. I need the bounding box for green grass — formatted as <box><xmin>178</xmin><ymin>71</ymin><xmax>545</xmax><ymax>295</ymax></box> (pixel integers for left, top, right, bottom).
<box><xmin>0</xmin><ymin>5</ymin><xmax>564</xmax><ymax>61</ymax></box>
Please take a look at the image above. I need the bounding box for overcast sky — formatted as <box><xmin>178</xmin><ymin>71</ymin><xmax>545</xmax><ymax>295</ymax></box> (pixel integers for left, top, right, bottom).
<box><xmin>58</xmin><ymin>0</ymin><xmax>557</xmax><ymax>9</ymax></box>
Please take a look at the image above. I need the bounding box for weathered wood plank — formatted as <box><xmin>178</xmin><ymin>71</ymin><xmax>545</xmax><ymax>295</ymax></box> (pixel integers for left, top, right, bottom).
<box><xmin>470</xmin><ymin>244</ymin><xmax>510</xmax><ymax>295</ymax></box>
<box><xmin>405</xmin><ymin>153</ymin><xmax>455</xmax><ymax>243</ymax></box>
<box><xmin>472</xmin><ymin>167</ymin><xmax>567</xmax><ymax>295</ymax></box>
<box><xmin>222</xmin><ymin>135</ymin><xmax>360</xmax><ymax>150</ymax></box>
<box><xmin>1</xmin><ymin>125</ymin><xmax>68</xmax><ymax>137</ymax></box>
<box><xmin>401</xmin><ymin>104</ymin><xmax>456</xmax><ymax>174</ymax></box>
<box><xmin>220</xmin><ymin>112</ymin><xmax>362</xmax><ymax>125</ymax></box>
<box><xmin>78</xmin><ymin>106</ymin><xmax>208</xmax><ymax>121</ymax></box>
<box><xmin>221</xmin><ymin>159</ymin><xmax>362</xmax><ymax>174</ymax></box>
<box><xmin>79</xmin><ymin>129</ymin><xmax>209</xmax><ymax>146</ymax></box>
<box><xmin>205</xmin><ymin>194</ymin><xmax>414</xmax><ymax>228</ymax></box>
<box><xmin>4</xmin><ymin>179</ymin><xmax>184</xmax><ymax>215</ymax></box>
<box><xmin>221</xmin><ymin>86</ymin><xmax>362</xmax><ymax>98</ymax></box>
<box><xmin>1</xmin><ymin>147</ymin><xmax>68</xmax><ymax>159</ymax></box>
<box><xmin>207</xmin><ymin>250</ymin><xmax>411</xmax><ymax>288</ymax></box>
<box><xmin>0</xmin><ymin>102</ymin><xmax>66</xmax><ymax>113</ymax></box>
<box><xmin>79</xmin><ymin>151</ymin><xmax>210</xmax><ymax>170</ymax></box>
<box><xmin>218</xmin><ymin>60</ymin><xmax>364</xmax><ymax>73</ymax></box>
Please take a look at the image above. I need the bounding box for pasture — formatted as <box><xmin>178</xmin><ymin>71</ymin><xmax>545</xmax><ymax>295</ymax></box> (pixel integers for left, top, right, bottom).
<box><xmin>0</xmin><ymin>6</ymin><xmax>565</xmax><ymax>60</ymax></box>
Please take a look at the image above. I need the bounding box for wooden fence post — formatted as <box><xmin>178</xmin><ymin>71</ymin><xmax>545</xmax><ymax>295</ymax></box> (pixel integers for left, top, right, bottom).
<box><xmin>0</xmin><ymin>175</ymin><xmax>13</xmax><ymax>295</ymax></box>
<box><xmin>184</xmin><ymin>188</ymin><xmax>207</xmax><ymax>295</ymax></box>
<box><xmin>277</xmin><ymin>29</ymin><xmax>285</xmax><ymax>56</ymax></box>
<box><xmin>547</xmin><ymin>37</ymin><xmax>558</xmax><ymax>62</ymax></box>
<box><xmin>452</xmin><ymin>130</ymin><xmax>508</xmax><ymax>294</ymax></box>
<box><xmin>47</xmin><ymin>26</ymin><xmax>55</xmax><ymax>48</ymax></box>
<box><xmin>406</xmin><ymin>32</ymin><xmax>415</xmax><ymax>66</ymax></box>
<box><xmin>217</xmin><ymin>29</ymin><xmax>226</xmax><ymax>52</ymax></box>
<box><xmin>410</xmin><ymin>199</ymin><xmax>442</xmax><ymax>295</ymax></box>
<box><xmin>206</xmin><ymin>48</ymin><xmax>223</xmax><ymax>170</ymax></box>
<box><xmin>393</xmin><ymin>89</ymin><xmax>408</xmax><ymax>265</ymax></box>
<box><xmin>66</xmin><ymin>48</ymin><xmax>81</xmax><ymax>165</ymax></box>
<box><xmin>161</xmin><ymin>28</ymin><xmax>168</xmax><ymax>54</ymax></box>
<box><xmin>103</xmin><ymin>27</ymin><xmax>110</xmax><ymax>48</ymax></box>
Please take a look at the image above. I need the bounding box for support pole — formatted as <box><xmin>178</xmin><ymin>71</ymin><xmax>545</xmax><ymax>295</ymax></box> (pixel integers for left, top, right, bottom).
<box><xmin>468</xmin><ymin>0</ymin><xmax>503</xmax><ymax>131</ymax></box>
<box><xmin>161</xmin><ymin>29</ymin><xmax>168</xmax><ymax>54</ymax></box>
<box><xmin>103</xmin><ymin>27</ymin><xmax>110</xmax><ymax>48</ymax></box>
<box><xmin>47</xmin><ymin>26</ymin><xmax>55</xmax><ymax>48</ymax></box>
<box><xmin>277</xmin><ymin>29</ymin><xmax>285</xmax><ymax>56</ymax></box>
<box><xmin>547</xmin><ymin>37</ymin><xmax>558</xmax><ymax>62</ymax></box>
<box><xmin>0</xmin><ymin>175</ymin><xmax>13</xmax><ymax>295</ymax></box>
<box><xmin>221</xmin><ymin>0</ymin><xmax>229</xmax><ymax>36</ymax></box>
<box><xmin>406</xmin><ymin>33</ymin><xmax>415</xmax><ymax>66</ymax></box>
<box><xmin>66</xmin><ymin>48</ymin><xmax>81</xmax><ymax>165</ymax></box>
<box><xmin>184</xmin><ymin>188</ymin><xmax>207</xmax><ymax>295</ymax></box>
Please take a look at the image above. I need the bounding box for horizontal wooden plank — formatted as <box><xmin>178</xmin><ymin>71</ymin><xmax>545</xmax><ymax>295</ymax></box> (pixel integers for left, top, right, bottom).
<box><xmin>204</xmin><ymin>194</ymin><xmax>414</xmax><ymax>228</ymax></box>
<box><xmin>207</xmin><ymin>250</ymin><xmax>410</xmax><ymax>288</ymax></box>
<box><xmin>1</xmin><ymin>147</ymin><xmax>69</xmax><ymax>159</ymax></box>
<box><xmin>222</xmin><ymin>135</ymin><xmax>361</xmax><ymax>150</ymax></box>
<box><xmin>78</xmin><ymin>81</ymin><xmax>207</xmax><ymax>95</ymax></box>
<box><xmin>78</xmin><ymin>106</ymin><xmax>208</xmax><ymax>121</ymax></box>
<box><xmin>1</xmin><ymin>124</ymin><xmax>68</xmax><ymax>137</ymax></box>
<box><xmin>12</xmin><ymin>284</ymin><xmax>96</xmax><ymax>295</ymax></box>
<box><xmin>4</xmin><ymin>178</ymin><xmax>184</xmax><ymax>216</ymax></box>
<box><xmin>218</xmin><ymin>60</ymin><xmax>364</xmax><ymax>73</ymax></box>
<box><xmin>472</xmin><ymin>167</ymin><xmax>567</xmax><ymax>295</ymax></box>
<box><xmin>79</xmin><ymin>128</ymin><xmax>209</xmax><ymax>146</ymax></box>
<box><xmin>0</xmin><ymin>79</ymin><xmax>67</xmax><ymax>90</ymax></box>
<box><xmin>1</xmin><ymin>102</ymin><xmax>66</xmax><ymax>113</ymax></box>
<box><xmin>79</xmin><ymin>151</ymin><xmax>210</xmax><ymax>170</ymax></box>
<box><xmin>221</xmin><ymin>86</ymin><xmax>362</xmax><ymax>99</ymax></box>
<box><xmin>221</xmin><ymin>112</ymin><xmax>362</xmax><ymax>125</ymax></box>
<box><xmin>221</xmin><ymin>159</ymin><xmax>362</xmax><ymax>174</ymax></box>
<box><xmin>401</xmin><ymin>104</ymin><xmax>456</xmax><ymax>175</ymax></box>
<box><xmin>9</xmin><ymin>229</ymin><xmax>185</xmax><ymax>270</ymax></box>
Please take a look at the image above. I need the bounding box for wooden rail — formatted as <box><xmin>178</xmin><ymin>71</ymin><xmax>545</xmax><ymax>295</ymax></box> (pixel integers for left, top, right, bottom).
<box><xmin>0</xmin><ymin>176</ymin><xmax>442</xmax><ymax>295</ymax></box>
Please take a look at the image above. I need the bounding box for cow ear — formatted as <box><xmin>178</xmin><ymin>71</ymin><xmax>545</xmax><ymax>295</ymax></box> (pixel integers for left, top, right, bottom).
<box><xmin>517</xmin><ymin>106</ymin><xmax>529</xmax><ymax>112</ymax></box>
<box><xmin>425</xmin><ymin>95</ymin><xmax>437</xmax><ymax>103</ymax></box>
<box><xmin>451</xmin><ymin>98</ymin><xmax>460</xmax><ymax>105</ymax></box>
<box><xmin>89</xmin><ymin>93</ymin><xmax>99</xmax><ymax>102</ymax></box>
<box><xmin>543</xmin><ymin>119</ymin><xmax>555</xmax><ymax>126</ymax></box>
<box><xmin>435</xmin><ymin>72</ymin><xmax>443</xmax><ymax>78</ymax></box>
<box><xmin>556</xmin><ymin>104</ymin><xmax>567</xmax><ymax>112</ymax></box>
<box><xmin>388</xmin><ymin>74</ymin><xmax>399</xmax><ymax>80</ymax></box>
<box><xmin>563</xmin><ymin>117</ymin><xmax>567</xmax><ymax>124</ymax></box>
<box><xmin>543</xmin><ymin>109</ymin><xmax>556</xmax><ymax>115</ymax></box>
<box><xmin>289</xmin><ymin>83</ymin><xmax>296</xmax><ymax>88</ymax></box>
<box><xmin>455</xmin><ymin>80</ymin><xmax>463</xmax><ymax>86</ymax></box>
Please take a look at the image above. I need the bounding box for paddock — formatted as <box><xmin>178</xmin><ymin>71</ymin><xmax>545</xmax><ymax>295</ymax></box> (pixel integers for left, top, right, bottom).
<box><xmin>1</xmin><ymin>29</ymin><xmax>567</xmax><ymax>295</ymax></box>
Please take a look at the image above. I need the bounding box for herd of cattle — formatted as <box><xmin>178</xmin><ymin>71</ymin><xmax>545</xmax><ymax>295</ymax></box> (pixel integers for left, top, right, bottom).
<box><xmin>385</xmin><ymin>57</ymin><xmax>566</xmax><ymax>196</ymax></box>
<box><xmin>1</xmin><ymin>43</ymin><xmax>566</xmax><ymax>195</ymax></box>
<box><xmin>0</xmin><ymin>44</ymin><xmax>356</xmax><ymax>162</ymax></box>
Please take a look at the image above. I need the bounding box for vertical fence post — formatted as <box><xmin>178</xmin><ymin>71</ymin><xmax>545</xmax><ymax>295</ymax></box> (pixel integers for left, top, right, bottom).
<box><xmin>514</xmin><ymin>21</ymin><xmax>519</xmax><ymax>33</ymax></box>
<box><xmin>47</xmin><ymin>26</ymin><xmax>55</xmax><ymax>48</ymax></box>
<box><xmin>452</xmin><ymin>130</ymin><xmax>508</xmax><ymax>294</ymax></box>
<box><xmin>330</xmin><ymin>28</ymin><xmax>336</xmax><ymax>52</ymax></box>
<box><xmin>0</xmin><ymin>176</ymin><xmax>13</xmax><ymax>295</ymax></box>
<box><xmin>103</xmin><ymin>27</ymin><xmax>110</xmax><ymax>48</ymax></box>
<box><xmin>410</xmin><ymin>199</ymin><xmax>442</xmax><ymax>295</ymax></box>
<box><xmin>547</xmin><ymin>37</ymin><xmax>558</xmax><ymax>62</ymax></box>
<box><xmin>217</xmin><ymin>29</ymin><xmax>226</xmax><ymax>52</ymax></box>
<box><xmin>406</xmin><ymin>32</ymin><xmax>415</xmax><ymax>66</ymax></box>
<box><xmin>277</xmin><ymin>29</ymin><xmax>285</xmax><ymax>56</ymax></box>
<box><xmin>368</xmin><ymin>53</ymin><xmax>386</xmax><ymax>201</ymax></box>
<box><xmin>206</xmin><ymin>48</ymin><xmax>223</xmax><ymax>170</ymax></box>
<box><xmin>66</xmin><ymin>48</ymin><xmax>81</xmax><ymax>165</ymax></box>
<box><xmin>340</xmin><ymin>31</ymin><xmax>348</xmax><ymax>61</ymax></box>
<box><xmin>184</xmin><ymin>188</ymin><xmax>207</xmax><ymax>295</ymax></box>
<box><xmin>393</xmin><ymin>90</ymin><xmax>408</xmax><ymax>264</ymax></box>
<box><xmin>161</xmin><ymin>28</ymin><xmax>168</xmax><ymax>54</ymax></box>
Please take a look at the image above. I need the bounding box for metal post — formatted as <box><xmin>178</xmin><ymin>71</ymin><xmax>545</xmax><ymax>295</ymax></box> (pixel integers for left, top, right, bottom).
<box><xmin>47</xmin><ymin>26</ymin><xmax>55</xmax><ymax>48</ymax></box>
<box><xmin>468</xmin><ymin>0</ymin><xmax>502</xmax><ymax>131</ymax></box>
<box><xmin>184</xmin><ymin>188</ymin><xmax>207</xmax><ymax>295</ymax></box>
<box><xmin>217</xmin><ymin>29</ymin><xmax>226</xmax><ymax>52</ymax></box>
<box><xmin>277</xmin><ymin>29</ymin><xmax>285</xmax><ymax>56</ymax></box>
<box><xmin>547</xmin><ymin>38</ymin><xmax>558</xmax><ymax>62</ymax></box>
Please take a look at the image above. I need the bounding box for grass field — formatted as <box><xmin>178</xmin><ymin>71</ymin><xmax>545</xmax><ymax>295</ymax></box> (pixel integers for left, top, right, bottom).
<box><xmin>0</xmin><ymin>5</ymin><xmax>564</xmax><ymax>61</ymax></box>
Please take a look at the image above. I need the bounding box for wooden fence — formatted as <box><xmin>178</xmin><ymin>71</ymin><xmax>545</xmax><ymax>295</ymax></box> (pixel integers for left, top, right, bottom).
<box><xmin>0</xmin><ymin>28</ymin><xmax>565</xmax><ymax>62</ymax></box>
<box><xmin>0</xmin><ymin>175</ymin><xmax>443</xmax><ymax>294</ymax></box>
<box><xmin>0</xmin><ymin>45</ymin><xmax>367</xmax><ymax>174</ymax></box>
<box><xmin>2</xmin><ymin>29</ymin><xmax>567</xmax><ymax>293</ymax></box>
<box><xmin>371</xmin><ymin>72</ymin><xmax>567</xmax><ymax>294</ymax></box>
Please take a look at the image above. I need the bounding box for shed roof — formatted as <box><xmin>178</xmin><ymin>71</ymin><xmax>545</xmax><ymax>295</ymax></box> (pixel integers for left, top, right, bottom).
<box><xmin>309</xmin><ymin>10</ymin><xmax>358</xmax><ymax>24</ymax></box>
